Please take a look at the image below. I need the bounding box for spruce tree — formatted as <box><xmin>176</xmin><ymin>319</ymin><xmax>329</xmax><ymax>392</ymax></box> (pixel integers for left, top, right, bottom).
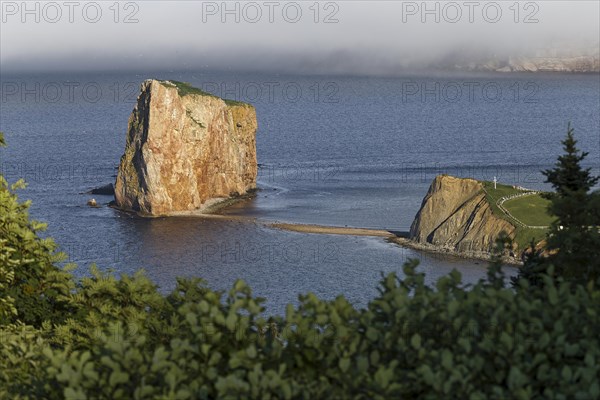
<box><xmin>511</xmin><ymin>239</ymin><xmax>547</xmax><ymax>288</ymax></box>
<box><xmin>517</xmin><ymin>124</ymin><xmax>600</xmax><ymax>286</ymax></box>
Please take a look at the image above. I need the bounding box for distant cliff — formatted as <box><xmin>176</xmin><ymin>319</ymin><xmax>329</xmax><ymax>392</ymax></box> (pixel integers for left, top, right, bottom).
<box><xmin>450</xmin><ymin>56</ymin><xmax>599</xmax><ymax>73</ymax></box>
<box><xmin>504</xmin><ymin>56</ymin><xmax>600</xmax><ymax>73</ymax></box>
<box><xmin>114</xmin><ymin>79</ymin><xmax>257</xmax><ymax>216</ymax></box>
<box><xmin>408</xmin><ymin>175</ymin><xmax>517</xmax><ymax>259</ymax></box>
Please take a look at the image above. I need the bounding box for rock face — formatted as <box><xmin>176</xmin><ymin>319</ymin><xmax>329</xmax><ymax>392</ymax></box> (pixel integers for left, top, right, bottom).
<box><xmin>503</xmin><ymin>56</ymin><xmax>600</xmax><ymax>73</ymax></box>
<box><xmin>446</xmin><ymin>52</ymin><xmax>600</xmax><ymax>73</ymax></box>
<box><xmin>451</xmin><ymin>56</ymin><xmax>600</xmax><ymax>73</ymax></box>
<box><xmin>114</xmin><ymin>80</ymin><xmax>257</xmax><ymax>216</ymax></box>
<box><xmin>409</xmin><ymin>175</ymin><xmax>516</xmax><ymax>255</ymax></box>
<box><xmin>88</xmin><ymin>183</ymin><xmax>115</xmax><ymax>195</ymax></box>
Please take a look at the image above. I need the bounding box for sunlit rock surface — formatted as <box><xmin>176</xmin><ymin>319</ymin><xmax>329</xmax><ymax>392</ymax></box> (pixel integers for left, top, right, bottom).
<box><xmin>409</xmin><ymin>175</ymin><xmax>516</xmax><ymax>254</ymax></box>
<box><xmin>115</xmin><ymin>79</ymin><xmax>257</xmax><ymax>216</ymax></box>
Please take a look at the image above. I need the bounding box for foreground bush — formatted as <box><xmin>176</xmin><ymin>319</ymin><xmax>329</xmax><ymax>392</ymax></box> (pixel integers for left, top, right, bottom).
<box><xmin>1</xmin><ymin>264</ymin><xmax>599</xmax><ymax>399</ymax></box>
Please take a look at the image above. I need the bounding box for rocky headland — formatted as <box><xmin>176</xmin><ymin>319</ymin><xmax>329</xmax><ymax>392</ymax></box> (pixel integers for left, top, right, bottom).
<box><xmin>463</xmin><ymin>55</ymin><xmax>600</xmax><ymax>73</ymax></box>
<box><xmin>114</xmin><ymin>79</ymin><xmax>258</xmax><ymax>216</ymax></box>
<box><xmin>439</xmin><ymin>45</ymin><xmax>600</xmax><ymax>73</ymax></box>
<box><xmin>392</xmin><ymin>175</ymin><xmax>526</xmax><ymax>263</ymax></box>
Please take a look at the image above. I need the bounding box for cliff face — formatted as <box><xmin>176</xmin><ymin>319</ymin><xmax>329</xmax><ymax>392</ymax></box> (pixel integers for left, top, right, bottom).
<box><xmin>502</xmin><ymin>56</ymin><xmax>600</xmax><ymax>73</ymax></box>
<box><xmin>114</xmin><ymin>80</ymin><xmax>257</xmax><ymax>216</ymax></box>
<box><xmin>409</xmin><ymin>175</ymin><xmax>516</xmax><ymax>255</ymax></box>
<box><xmin>447</xmin><ymin>54</ymin><xmax>600</xmax><ymax>73</ymax></box>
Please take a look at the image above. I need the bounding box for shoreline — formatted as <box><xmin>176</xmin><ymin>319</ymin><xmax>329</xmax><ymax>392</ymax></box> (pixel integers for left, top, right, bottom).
<box><xmin>388</xmin><ymin>237</ymin><xmax>522</xmax><ymax>266</ymax></box>
<box><xmin>269</xmin><ymin>223</ymin><xmax>397</xmax><ymax>238</ymax></box>
<box><xmin>106</xmin><ymin>201</ymin><xmax>521</xmax><ymax>266</ymax></box>
<box><xmin>108</xmin><ymin>191</ymin><xmax>257</xmax><ymax>218</ymax></box>
<box><xmin>268</xmin><ymin>222</ymin><xmax>522</xmax><ymax>266</ymax></box>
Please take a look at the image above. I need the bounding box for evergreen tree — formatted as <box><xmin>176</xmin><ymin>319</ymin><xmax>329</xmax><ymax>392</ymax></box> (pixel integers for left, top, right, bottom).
<box><xmin>516</xmin><ymin>124</ymin><xmax>600</xmax><ymax>286</ymax></box>
<box><xmin>543</xmin><ymin>125</ymin><xmax>598</xmax><ymax>195</ymax></box>
<box><xmin>511</xmin><ymin>239</ymin><xmax>547</xmax><ymax>288</ymax></box>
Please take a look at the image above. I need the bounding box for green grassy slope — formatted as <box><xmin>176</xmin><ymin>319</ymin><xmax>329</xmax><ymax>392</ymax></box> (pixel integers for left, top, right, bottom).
<box><xmin>481</xmin><ymin>181</ymin><xmax>550</xmax><ymax>250</ymax></box>
<box><xmin>503</xmin><ymin>195</ymin><xmax>555</xmax><ymax>227</ymax></box>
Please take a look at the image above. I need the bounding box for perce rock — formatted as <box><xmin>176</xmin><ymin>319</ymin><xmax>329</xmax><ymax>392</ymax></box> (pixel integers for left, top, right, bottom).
<box><xmin>409</xmin><ymin>175</ymin><xmax>516</xmax><ymax>257</ymax></box>
<box><xmin>114</xmin><ymin>80</ymin><xmax>257</xmax><ymax>216</ymax></box>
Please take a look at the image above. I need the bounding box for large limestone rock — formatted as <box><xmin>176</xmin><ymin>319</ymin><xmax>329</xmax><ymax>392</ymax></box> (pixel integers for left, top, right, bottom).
<box><xmin>114</xmin><ymin>79</ymin><xmax>257</xmax><ymax>216</ymax></box>
<box><xmin>409</xmin><ymin>175</ymin><xmax>516</xmax><ymax>254</ymax></box>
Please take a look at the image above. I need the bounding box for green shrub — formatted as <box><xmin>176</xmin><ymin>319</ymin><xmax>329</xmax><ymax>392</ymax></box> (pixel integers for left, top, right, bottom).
<box><xmin>2</xmin><ymin>265</ymin><xmax>599</xmax><ymax>399</ymax></box>
<box><xmin>0</xmin><ymin>138</ymin><xmax>74</xmax><ymax>326</ymax></box>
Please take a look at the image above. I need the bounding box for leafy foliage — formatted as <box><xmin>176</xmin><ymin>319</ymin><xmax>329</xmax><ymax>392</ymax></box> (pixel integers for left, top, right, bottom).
<box><xmin>2</xmin><ymin>263</ymin><xmax>599</xmax><ymax>399</ymax></box>
<box><xmin>0</xmin><ymin>142</ymin><xmax>75</xmax><ymax>326</ymax></box>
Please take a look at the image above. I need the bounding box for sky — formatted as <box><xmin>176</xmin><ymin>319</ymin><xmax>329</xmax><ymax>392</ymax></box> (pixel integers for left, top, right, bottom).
<box><xmin>1</xmin><ymin>1</ymin><xmax>599</xmax><ymax>74</ymax></box>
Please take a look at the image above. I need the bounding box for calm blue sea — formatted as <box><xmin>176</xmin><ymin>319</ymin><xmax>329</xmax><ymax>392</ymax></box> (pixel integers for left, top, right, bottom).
<box><xmin>1</xmin><ymin>71</ymin><xmax>599</xmax><ymax>314</ymax></box>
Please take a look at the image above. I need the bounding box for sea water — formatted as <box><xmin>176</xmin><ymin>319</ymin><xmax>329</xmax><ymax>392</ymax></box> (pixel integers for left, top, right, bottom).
<box><xmin>1</xmin><ymin>70</ymin><xmax>598</xmax><ymax>314</ymax></box>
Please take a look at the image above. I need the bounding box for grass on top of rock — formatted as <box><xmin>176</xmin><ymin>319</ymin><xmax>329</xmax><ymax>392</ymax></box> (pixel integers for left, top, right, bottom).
<box><xmin>503</xmin><ymin>195</ymin><xmax>555</xmax><ymax>227</ymax></box>
<box><xmin>160</xmin><ymin>80</ymin><xmax>248</xmax><ymax>107</ymax></box>
<box><xmin>482</xmin><ymin>181</ymin><xmax>524</xmax><ymax>207</ymax></box>
<box><xmin>482</xmin><ymin>181</ymin><xmax>551</xmax><ymax>250</ymax></box>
